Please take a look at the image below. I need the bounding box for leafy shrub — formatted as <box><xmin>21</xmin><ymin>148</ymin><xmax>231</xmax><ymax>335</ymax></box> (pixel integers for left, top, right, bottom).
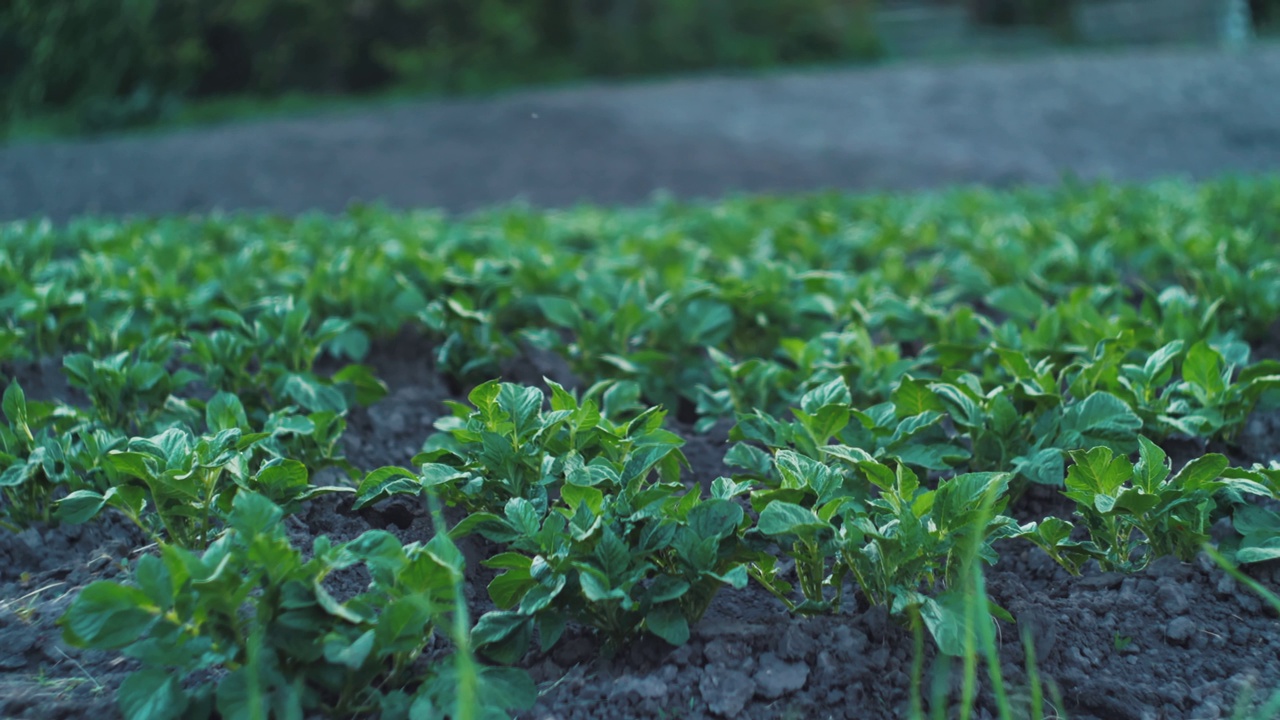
<box><xmin>356</xmin><ymin>379</ymin><xmax>753</xmax><ymax>657</ymax></box>
<box><xmin>59</xmin><ymin>491</ymin><xmax>535</xmax><ymax>720</ymax></box>
<box><xmin>2</xmin><ymin>0</ymin><xmax>884</xmax><ymax>131</ymax></box>
<box><xmin>0</xmin><ymin>0</ymin><xmax>205</xmax><ymax>130</ymax></box>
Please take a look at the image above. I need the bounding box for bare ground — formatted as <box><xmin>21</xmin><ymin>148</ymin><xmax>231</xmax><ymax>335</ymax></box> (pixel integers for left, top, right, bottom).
<box><xmin>2</xmin><ymin>45</ymin><xmax>1280</xmax><ymax>222</ymax></box>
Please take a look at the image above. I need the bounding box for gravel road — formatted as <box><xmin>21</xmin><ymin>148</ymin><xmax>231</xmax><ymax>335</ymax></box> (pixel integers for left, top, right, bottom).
<box><xmin>2</xmin><ymin>44</ymin><xmax>1279</xmax><ymax>222</ymax></box>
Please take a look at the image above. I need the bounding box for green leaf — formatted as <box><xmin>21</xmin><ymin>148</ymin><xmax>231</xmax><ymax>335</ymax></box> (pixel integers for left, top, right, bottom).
<box><xmin>55</xmin><ymin>490</ymin><xmax>108</xmax><ymax>525</ymax></box>
<box><xmin>1143</xmin><ymin>340</ymin><xmax>1185</xmax><ymax>382</ymax></box>
<box><xmin>119</xmin><ymin>669</ymin><xmax>187</xmax><ymax>720</ymax></box>
<box><xmin>757</xmin><ymin>502</ymin><xmax>829</xmax><ymax>540</ymax></box>
<box><xmin>1012</xmin><ymin>448</ymin><xmax>1064</xmax><ymax>486</ymax></box>
<box><xmin>1183</xmin><ymin>341</ymin><xmax>1226</xmax><ymax>399</ymax></box>
<box><xmin>472</xmin><ymin>611</ymin><xmax>533</xmax><ymax>665</ymax></box>
<box><xmin>1169</xmin><ymin>453</ymin><xmax>1229</xmax><ymax>492</ymax></box>
<box><xmin>1024</xmin><ymin>516</ymin><xmax>1073</xmax><ymax>546</ymax></box>
<box><xmin>593</xmin><ymin>527</ymin><xmax>631</xmax><ymax>579</ymax></box>
<box><xmin>538</xmin><ymin>297</ymin><xmax>583</xmax><ymax>329</ymax></box>
<box><xmin>499</xmin><ymin>384</ymin><xmax>544</xmax><ymax>440</ymax></box>
<box><xmin>1111</xmin><ymin>488</ymin><xmax>1162</xmax><ymax>515</ymax></box>
<box><xmin>928</xmin><ymin>383</ymin><xmax>985</xmax><ymax>428</ymax></box>
<box><xmin>332</xmin><ymin>364</ymin><xmax>389</xmax><ymax>406</ymax></box>
<box><xmin>489</xmin><ymin>569</ymin><xmax>536</xmax><ymax>609</ymax></box>
<box><xmin>1069</xmin><ymin>392</ymin><xmax>1143</xmax><ymax>440</ymax></box>
<box><xmin>61</xmin><ymin>582</ymin><xmax>158</xmax><ymax>649</ymax></box>
<box><xmin>934</xmin><ymin>472</ymin><xmax>1011</xmax><ymax>525</ymax></box>
<box><xmin>687</xmin><ymin>498</ymin><xmax>744</xmax><ymax>541</ymax></box>
<box><xmin>892</xmin><ymin>378</ymin><xmax>944</xmax><ymax>417</ymax></box>
<box><xmin>256</xmin><ymin>459</ymin><xmax>309</xmax><ymax>495</ymax></box>
<box><xmin>774</xmin><ymin>450</ymin><xmax>826</xmax><ymax>490</ymax></box>
<box><xmin>479</xmin><ymin>666</ymin><xmax>538</xmax><ymax>711</ymax></box>
<box><xmin>414</xmin><ymin>463</ymin><xmax>464</xmax><ymax>491</ymax></box>
<box><xmin>647</xmin><ymin>576</ymin><xmax>690</xmax><ymax>604</ymax></box>
<box><xmin>2</xmin><ymin>381</ymin><xmax>28</xmax><ymax>436</ymax></box>
<box><xmin>354</xmin><ymin>466</ymin><xmax>422</xmax><ymax>509</ymax></box>
<box><xmin>325</xmin><ymin>629</ymin><xmax>376</xmax><ymax>670</ymax></box>
<box><xmin>646</xmin><ymin>604</ymin><xmax>690</xmax><ymax>646</ymax></box>
<box><xmin>578</xmin><ymin>568</ymin><xmax>626</xmax><ymax>602</ymax></box>
<box><xmin>918</xmin><ymin>594</ymin><xmax>969</xmax><ymax>658</ymax></box>
<box><xmin>561</xmin><ymin>483</ymin><xmax>604</xmax><ymax>515</ymax></box>
<box><xmin>346</xmin><ymin>530</ymin><xmax>407</xmax><ymax>574</ymax></box>
<box><xmin>545</xmin><ymin>379</ymin><xmax>579</xmax><ymax>413</ymax></box>
<box><xmin>215</xmin><ymin>668</ymin><xmax>266</xmax><ymax>720</ymax></box>
<box><xmin>505</xmin><ymin>498</ymin><xmax>542</xmax><ymax>538</ymax></box>
<box><xmin>800</xmin><ymin>378</ymin><xmax>850</xmax><ymax>414</ymax></box>
<box><xmin>449</xmin><ymin>512</ymin><xmax>511</xmax><ymax>542</ymax></box>
<box><xmin>375</xmin><ymin>596</ymin><xmax>434</xmax><ymax>654</ymax></box>
<box><xmin>281</xmin><ymin>374</ymin><xmax>348</xmax><ymax>414</ymax></box>
<box><xmin>1133</xmin><ymin>436</ymin><xmax>1171</xmax><ymax>492</ymax></box>
<box><xmin>205</xmin><ymin>392</ymin><xmax>248</xmax><ymax>432</ymax></box>
<box><xmin>724</xmin><ymin>443</ymin><xmax>773</xmax><ymax>476</ymax></box>
<box><xmin>1065</xmin><ymin>446</ymin><xmax>1132</xmax><ymax>498</ymax></box>
<box><xmin>134</xmin><ymin>555</ymin><xmax>175</xmax><ymax>611</ymax></box>
<box><xmin>1237</xmin><ymin>537</ymin><xmax>1280</xmax><ymax>564</ymax></box>
<box><xmin>822</xmin><ymin>445</ymin><xmax>894</xmax><ymax>490</ymax></box>
<box><xmin>229</xmin><ymin>491</ymin><xmax>283</xmax><ymax>537</ymax></box>
<box><xmin>108</xmin><ymin>451</ymin><xmax>157</xmax><ymax>482</ymax></box>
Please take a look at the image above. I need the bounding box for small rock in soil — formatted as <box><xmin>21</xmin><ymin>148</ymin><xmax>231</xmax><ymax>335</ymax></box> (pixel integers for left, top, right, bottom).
<box><xmin>1147</xmin><ymin>555</ymin><xmax>1191</xmax><ymax>580</ymax></box>
<box><xmin>699</xmin><ymin>666</ymin><xmax>755</xmax><ymax>718</ymax></box>
<box><xmin>1013</xmin><ymin>607</ymin><xmax>1058</xmax><ymax>659</ymax></box>
<box><xmin>753</xmin><ymin>652</ymin><xmax>808</xmax><ymax>699</ymax></box>
<box><xmin>666</xmin><ymin>641</ymin><xmax>698</xmax><ymax>666</ymax></box>
<box><xmin>1167</xmin><ymin>616</ymin><xmax>1198</xmax><ymax>645</ymax></box>
<box><xmin>776</xmin><ymin>621</ymin><xmax>816</xmax><ymax>661</ymax></box>
<box><xmin>1077</xmin><ymin>571</ymin><xmax>1125</xmax><ymax>590</ymax></box>
<box><xmin>1155</xmin><ymin>582</ymin><xmax>1190</xmax><ymax>615</ymax></box>
<box><xmin>867</xmin><ymin>646</ymin><xmax>891</xmax><ymax>670</ymax></box>
<box><xmin>1192</xmin><ymin>700</ymin><xmax>1223</xmax><ymax>719</ymax></box>
<box><xmin>1216</xmin><ymin>575</ymin><xmax>1237</xmax><ymax>597</ymax></box>
<box><xmin>703</xmin><ymin>638</ymin><xmax>750</xmax><ymax>668</ymax></box>
<box><xmin>610</xmin><ymin>674</ymin><xmax>668</xmax><ymax>703</ymax></box>
<box><xmin>831</xmin><ymin>624</ymin><xmax>868</xmax><ymax>659</ymax></box>
<box><xmin>1236</xmin><ymin>591</ymin><xmax>1263</xmax><ymax>614</ymax></box>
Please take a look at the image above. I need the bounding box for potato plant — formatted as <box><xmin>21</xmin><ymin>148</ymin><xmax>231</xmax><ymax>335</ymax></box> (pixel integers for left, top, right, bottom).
<box><xmin>1</xmin><ymin>178</ymin><xmax>1278</xmax><ymax>717</ymax></box>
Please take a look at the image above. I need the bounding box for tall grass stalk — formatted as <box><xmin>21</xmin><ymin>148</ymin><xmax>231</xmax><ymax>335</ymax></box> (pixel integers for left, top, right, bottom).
<box><xmin>1204</xmin><ymin>545</ymin><xmax>1280</xmax><ymax>720</ymax></box>
<box><xmin>428</xmin><ymin>492</ymin><xmax>482</xmax><ymax>720</ymax></box>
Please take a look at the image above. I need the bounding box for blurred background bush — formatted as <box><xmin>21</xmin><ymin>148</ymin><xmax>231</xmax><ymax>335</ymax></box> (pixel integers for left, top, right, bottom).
<box><xmin>2</xmin><ymin>0</ymin><xmax>1276</xmax><ymax>134</ymax></box>
<box><xmin>0</xmin><ymin>0</ymin><xmax>882</xmax><ymax>133</ymax></box>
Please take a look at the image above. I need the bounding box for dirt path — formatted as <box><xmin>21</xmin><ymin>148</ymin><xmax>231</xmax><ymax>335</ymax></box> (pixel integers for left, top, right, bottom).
<box><xmin>2</xmin><ymin>45</ymin><xmax>1280</xmax><ymax>222</ymax></box>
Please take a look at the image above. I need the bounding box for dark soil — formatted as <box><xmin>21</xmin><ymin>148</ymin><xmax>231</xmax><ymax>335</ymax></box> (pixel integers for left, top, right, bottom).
<box><xmin>2</xmin><ymin>41</ymin><xmax>1280</xmax><ymax>720</ymax></box>
<box><xmin>2</xmin><ymin>45</ymin><xmax>1280</xmax><ymax>223</ymax></box>
<box><xmin>2</xmin><ymin>336</ymin><xmax>1279</xmax><ymax>720</ymax></box>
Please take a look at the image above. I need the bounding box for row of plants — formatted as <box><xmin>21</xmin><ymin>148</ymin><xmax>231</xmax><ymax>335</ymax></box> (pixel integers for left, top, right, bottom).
<box><xmin>2</xmin><ymin>178</ymin><xmax>1279</xmax><ymax>718</ymax></box>
<box><xmin>4</xmin><ymin>182</ymin><xmax>1278</xmax><ymax>407</ymax></box>
<box><xmin>26</xmin><ymin>368</ymin><xmax>1280</xmax><ymax>719</ymax></box>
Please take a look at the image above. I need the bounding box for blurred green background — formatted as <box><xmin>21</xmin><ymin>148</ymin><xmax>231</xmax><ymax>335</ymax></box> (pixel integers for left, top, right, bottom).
<box><xmin>2</xmin><ymin>0</ymin><xmax>1277</xmax><ymax>137</ymax></box>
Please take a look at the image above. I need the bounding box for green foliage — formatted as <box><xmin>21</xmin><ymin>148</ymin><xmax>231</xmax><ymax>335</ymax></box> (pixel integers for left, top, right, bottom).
<box><xmin>3</xmin><ymin>0</ymin><xmax>883</xmax><ymax>132</ymax></box>
<box><xmin>55</xmin><ymin>424</ymin><xmax>351</xmax><ymax>547</ymax></box>
<box><xmin>1026</xmin><ymin>438</ymin><xmax>1273</xmax><ymax>573</ymax></box>
<box><xmin>189</xmin><ymin>298</ymin><xmax>387</xmax><ymax>419</ymax></box>
<box><xmin>463</xmin><ymin>478</ymin><xmax>751</xmax><ymax>660</ymax></box>
<box><xmin>62</xmin><ymin>335</ymin><xmax>201</xmax><ymax>433</ymax></box>
<box><xmin>59</xmin><ymin>491</ymin><xmax>535</xmax><ymax>720</ymax></box>
<box><xmin>351</xmin><ymin>378</ymin><xmax>747</xmax><ymax>657</ymax></box>
<box><xmin>1</xmin><ymin>0</ymin><xmax>203</xmax><ymax>131</ymax></box>
<box><xmin>0</xmin><ymin>380</ymin><xmax>89</xmax><ymax>530</ymax></box>
<box><xmin>741</xmin><ymin>443</ymin><xmax>1020</xmax><ymax>654</ymax></box>
<box><xmin>8</xmin><ymin>177</ymin><xmax>1280</xmax><ymax>703</ymax></box>
<box><xmin>355</xmin><ymin>378</ymin><xmax>681</xmax><ymax>513</ymax></box>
